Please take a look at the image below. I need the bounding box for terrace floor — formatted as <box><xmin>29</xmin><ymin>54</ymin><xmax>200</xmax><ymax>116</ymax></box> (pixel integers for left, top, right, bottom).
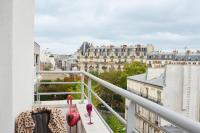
<box><xmin>33</xmin><ymin>100</ymin><xmax>111</xmax><ymax>133</ymax></box>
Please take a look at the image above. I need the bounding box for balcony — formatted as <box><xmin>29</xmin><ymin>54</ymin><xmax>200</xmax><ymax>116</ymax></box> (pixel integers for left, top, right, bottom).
<box><xmin>32</xmin><ymin>71</ymin><xmax>200</xmax><ymax>133</ymax></box>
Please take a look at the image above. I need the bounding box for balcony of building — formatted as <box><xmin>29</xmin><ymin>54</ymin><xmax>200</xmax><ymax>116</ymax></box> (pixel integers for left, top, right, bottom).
<box><xmin>1</xmin><ymin>1</ymin><xmax>200</xmax><ymax>132</ymax></box>
<box><xmin>31</xmin><ymin>71</ymin><xmax>200</xmax><ymax>133</ymax></box>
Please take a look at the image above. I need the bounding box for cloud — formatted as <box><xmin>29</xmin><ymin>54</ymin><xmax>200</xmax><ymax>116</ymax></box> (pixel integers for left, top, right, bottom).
<box><xmin>35</xmin><ymin>0</ymin><xmax>200</xmax><ymax>54</ymax></box>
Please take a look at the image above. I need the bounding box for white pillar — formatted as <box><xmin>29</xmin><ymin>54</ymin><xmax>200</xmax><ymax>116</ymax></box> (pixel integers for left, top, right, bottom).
<box><xmin>127</xmin><ymin>101</ymin><xmax>136</xmax><ymax>133</ymax></box>
<box><xmin>88</xmin><ymin>78</ymin><xmax>92</xmax><ymax>103</ymax></box>
<box><xmin>0</xmin><ymin>0</ymin><xmax>34</xmax><ymax>132</ymax></box>
<box><xmin>81</xmin><ymin>74</ymin><xmax>85</xmax><ymax>103</ymax></box>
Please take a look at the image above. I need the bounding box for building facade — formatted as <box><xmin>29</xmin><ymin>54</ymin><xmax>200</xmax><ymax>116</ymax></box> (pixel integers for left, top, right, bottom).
<box><xmin>126</xmin><ymin>65</ymin><xmax>200</xmax><ymax>133</ymax></box>
<box><xmin>34</xmin><ymin>42</ymin><xmax>40</xmax><ymax>73</ymax></box>
<box><xmin>147</xmin><ymin>50</ymin><xmax>200</xmax><ymax>68</ymax></box>
<box><xmin>54</xmin><ymin>54</ymin><xmax>78</xmax><ymax>71</ymax></box>
<box><xmin>40</xmin><ymin>51</ymin><xmax>56</xmax><ymax>71</ymax></box>
<box><xmin>126</xmin><ymin>68</ymin><xmax>165</xmax><ymax>133</ymax></box>
<box><xmin>77</xmin><ymin>42</ymin><xmax>154</xmax><ymax>72</ymax></box>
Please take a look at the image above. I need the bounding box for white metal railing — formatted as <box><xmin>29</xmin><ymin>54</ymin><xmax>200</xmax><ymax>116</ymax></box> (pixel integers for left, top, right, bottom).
<box><xmin>35</xmin><ymin>71</ymin><xmax>200</xmax><ymax>133</ymax></box>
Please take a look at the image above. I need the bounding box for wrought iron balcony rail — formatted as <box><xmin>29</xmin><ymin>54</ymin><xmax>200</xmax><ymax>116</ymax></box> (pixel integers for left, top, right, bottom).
<box><xmin>35</xmin><ymin>71</ymin><xmax>200</xmax><ymax>133</ymax></box>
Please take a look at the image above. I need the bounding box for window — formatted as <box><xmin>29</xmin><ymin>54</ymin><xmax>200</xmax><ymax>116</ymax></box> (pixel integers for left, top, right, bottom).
<box><xmin>36</xmin><ymin>54</ymin><xmax>39</xmax><ymax>65</ymax></box>
<box><xmin>145</xmin><ymin>88</ymin><xmax>149</xmax><ymax>98</ymax></box>
<box><xmin>157</xmin><ymin>91</ymin><xmax>161</xmax><ymax>102</ymax></box>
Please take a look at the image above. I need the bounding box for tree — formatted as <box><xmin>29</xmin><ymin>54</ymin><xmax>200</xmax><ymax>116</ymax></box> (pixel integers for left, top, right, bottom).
<box><xmin>94</xmin><ymin>61</ymin><xmax>147</xmax><ymax>113</ymax></box>
<box><xmin>94</xmin><ymin>71</ymin><xmax>125</xmax><ymax>112</ymax></box>
<box><xmin>38</xmin><ymin>76</ymin><xmax>81</xmax><ymax>101</ymax></box>
<box><xmin>123</xmin><ymin>61</ymin><xmax>147</xmax><ymax>77</ymax></box>
<box><xmin>44</xmin><ymin>63</ymin><xmax>53</xmax><ymax>71</ymax></box>
<box><xmin>105</xmin><ymin>115</ymin><xmax>125</xmax><ymax>133</ymax></box>
<box><xmin>121</xmin><ymin>61</ymin><xmax>147</xmax><ymax>89</ymax></box>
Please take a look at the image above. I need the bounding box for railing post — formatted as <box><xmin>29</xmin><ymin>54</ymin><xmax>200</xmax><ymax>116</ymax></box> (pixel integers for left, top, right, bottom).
<box><xmin>81</xmin><ymin>73</ymin><xmax>85</xmax><ymax>103</ymax></box>
<box><xmin>36</xmin><ymin>79</ymin><xmax>39</xmax><ymax>102</ymax></box>
<box><xmin>88</xmin><ymin>78</ymin><xmax>92</xmax><ymax>103</ymax></box>
<box><xmin>36</xmin><ymin>74</ymin><xmax>41</xmax><ymax>103</ymax></box>
<box><xmin>127</xmin><ymin>101</ymin><xmax>136</xmax><ymax>133</ymax></box>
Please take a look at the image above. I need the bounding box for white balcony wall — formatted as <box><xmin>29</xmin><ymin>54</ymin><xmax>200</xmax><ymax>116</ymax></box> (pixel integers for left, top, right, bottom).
<box><xmin>0</xmin><ymin>0</ymin><xmax>34</xmax><ymax>132</ymax></box>
<box><xmin>163</xmin><ymin>65</ymin><xmax>200</xmax><ymax>122</ymax></box>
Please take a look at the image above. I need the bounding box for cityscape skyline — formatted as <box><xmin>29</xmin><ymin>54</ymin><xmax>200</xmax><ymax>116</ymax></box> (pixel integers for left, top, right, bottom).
<box><xmin>39</xmin><ymin>41</ymin><xmax>200</xmax><ymax>55</ymax></box>
<box><xmin>35</xmin><ymin>0</ymin><xmax>200</xmax><ymax>54</ymax></box>
<box><xmin>2</xmin><ymin>0</ymin><xmax>200</xmax><ymax>132</ymax></box>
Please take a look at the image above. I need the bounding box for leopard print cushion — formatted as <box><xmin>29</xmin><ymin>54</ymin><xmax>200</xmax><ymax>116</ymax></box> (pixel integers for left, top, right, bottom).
<box><xmin>15</xmin><ymin>107</ymin><xmax>66</xmax><ymax>133</ymax></box>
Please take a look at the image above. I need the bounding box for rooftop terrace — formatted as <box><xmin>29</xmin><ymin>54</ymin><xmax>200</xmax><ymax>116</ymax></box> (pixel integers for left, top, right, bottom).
<box><xmin>33</xmin><ymin>71</ymin><xmax>200</xmax><ymax>133</ymax></box>
<box><xmin>33</xmin><ymin>100</ymin><xmax>111</xmax><ymax>133</ymax></box>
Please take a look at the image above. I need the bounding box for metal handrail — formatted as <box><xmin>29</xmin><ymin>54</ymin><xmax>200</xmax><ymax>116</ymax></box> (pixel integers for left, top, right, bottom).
<box><xmin>36</xmin><ymin>71</ymin><xmax>200</xmax><ymax>133</ymax></box>
<box><xmin>82</xmin><ymin>71</ymin><xmax>200</xmax><ymax>133</ymax></box>
<box><xmin>39</xmin><ymin>82</ymin><xmax>81</xmax><ymax>85</ymax></box>
<box><xmin>37</xmin><ymin>92</ymin><xmax>81</xmax><ymax>95</ymax></box>
<box><xmin>38</xmin><ymin>71</ymin><xmax>82</xmax><ymax>74</ymax></box>
<box><xmin>91</xmin><ymin>89</ymin><xmax>126</xmax><ymax>125</ymax></box>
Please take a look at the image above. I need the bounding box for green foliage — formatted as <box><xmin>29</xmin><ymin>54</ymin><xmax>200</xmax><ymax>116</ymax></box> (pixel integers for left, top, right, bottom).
<box><xmin>94</xmin><ymin>71</ymin><xmax>125</xmax><ymax>112</ymax></box>
<box><xmin>99</xmin><ymin>71</ymin><xmax>124</xmax><ymax>88</ymax></box>
<box><xmin>38</xmin><ymin>77</ymin><xmax>81</xmax><ymax>101</ymax></box>
<box><xmin>89</xmin><ymin>71</ymin><xmax>100</xmax><ymax>77</ymax></box>
<box><xmin>44</xmin><ymin>63</ymin><xmax>53</xmax><ymax>71</ymax></box>
<box><xmin>121</xmin><ymin>61</ymin><xmax>147</xmax><ymax>89</ymax></box>
<box><xmin>94</xmin><ymin>61</ymin><xmax>147</xmax><ymax>113</ymax></box>
<box><xmin>103</xmin><ymin>114</ymin><xmax>125</xmax><ymax>133</ymax></box>
<box><xmin>123</xmin><ymin>61</ymin><xmax>147</xmax><ymax>77</ymax></box>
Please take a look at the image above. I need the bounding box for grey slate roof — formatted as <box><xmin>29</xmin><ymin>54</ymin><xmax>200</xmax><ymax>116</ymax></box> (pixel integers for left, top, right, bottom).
<box><xmin>147</xmin><ymin>51</ymin><xmax>200</xmax><ymax>61</ymax></box>
<box><xmin>127</xmin><ymin>73</ymin><xmax>164</xmax><ymax>88</ymax></box>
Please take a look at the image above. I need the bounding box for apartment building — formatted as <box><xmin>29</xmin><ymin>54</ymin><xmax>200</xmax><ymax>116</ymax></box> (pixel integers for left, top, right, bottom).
<box><xmin>49</xmin><ymin>54</ymin><xmax>78</xmax><ymax>71</ymax></box>
<box><xmin>40</xmin><ymin>51</ymin><xmax>56</xmax><ymax>71</ymax></box>
<box><xmin>126</xmin><ymin>68</ymin><xmax>165</xmax><ymax>133</ymax></box>
<box><xmin>147</xmin><ymin>50</ymin><xmax>200</xmax><ymax>68</ymax></box>
<box><xmin>53</xmin><ymin>54</ymin><xmax>69</xmax><ymax>70</ymax></box>
<box><xmin>126</xmin><ymin>65</ymin><xmax>200</xmax><ymax>133</ymax></box>
<box><xmin>77</xmin><ymin>42</ymin><xmax>154</xmax><ymax>72</ymax></box>
<box><xmin>66</xmin><ymin>54</ymin><xmax>79</xmax><ymax>71</ymax></box>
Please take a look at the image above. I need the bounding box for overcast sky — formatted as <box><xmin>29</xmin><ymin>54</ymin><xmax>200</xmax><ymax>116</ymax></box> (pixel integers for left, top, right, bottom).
<box><xmin>35</xmin><ymin>0</ymin><xmax>200</xmax><ymax>54</ymax></box>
